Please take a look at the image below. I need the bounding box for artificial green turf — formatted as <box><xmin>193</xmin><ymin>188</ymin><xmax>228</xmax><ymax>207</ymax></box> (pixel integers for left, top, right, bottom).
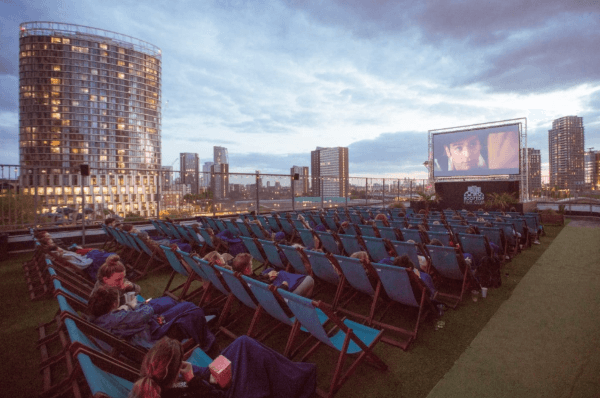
<box><xmin>0</xmin><ymin>223</ymin><xmax>564</xmax><ymax>397</ymax></box>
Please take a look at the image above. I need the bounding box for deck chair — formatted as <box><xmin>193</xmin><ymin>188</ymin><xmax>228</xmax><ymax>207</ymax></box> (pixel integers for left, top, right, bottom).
<box><xmin>378</xmin><ymin>226</ymin><xmax>401</xmax><ymax>241</ymax></box>
<box><xmin>277</xmin><ymin>289</ymin><xmax>387</xmax><ymax>398</ymax></box>
<box><xmin>479</xmin><ymin>227</ymin><xmax>508</xmax><ymax>259</ymax></box>
<box><xmin>279</xmin><ymin>244</ymin><xmax>311</xmax><ymax>275</ymax></box>
<box><xmin>217</xmin><ymin>267</ymin><xmax>281</xmax><ymax>341</ymax></box>
<box><xmin>349</xmin><ymin>212</ymin><xmax>364</xmax><ymax>225</ymax></box>
<box><xmin>357</xmin><ymin>224</ymin><xmax>378</xmax><ymax>237</ymax></box>
<box><xmin>425</xmin><ymin>245</ymin><xmax>470</xmax><ymax>308</ymax></box>
<box><xmin>233</xmin><ymin>220</ymin><xmax>253</xmax><ymax>238</ymax></box>
<box><xmin>426</xmin><ymin>231</ymin><xmax>452</xmax><ymax>246</ymax></box>
<box><xmin>223</xmin><ymin>219</ymin><xmax>241</xmax><ymax>236</ymax></box>
<box><xmin>331</xmin><ymin>254</ymin><xmax>382</xmax><ymax>325</ymax></box>
<box><xmin>248</xmin><ymin>222</ymin><xmax>271</xmax><ymax>240</ymax></box>
<box><xmin>339</xmin><ymin>222</ymin><xmax>359</xmax><ymax>236</ymax></box>
<box><xmin>303</xmin><ymin>250</ymin><xmax>346</xmax><ymax>309</ymax></box>
<box><xmin>371</xmin><ymin>263</ymin><xmax>432</xmax><ymax>350</ymax></box>
<box><xmin>388</xmin><ymin>240</ymin><xmax>424</xmax><ymax>270</ymax></box>
<box><xmin>428</xmin><ymin>223</ymin><xmax>450</xmax><ymax>233</ymax></box>
<box><xmin>213</xmin><ymin>219</ymin><xmax>228</xmax><ymax>233</ymax></box>
<box><xmin>323</xmin><ymin>215</ymin><xmax>340</xmax><ymax>232</ymax></box>
<box><xmin>314</xmin><ymin>231</ymin><xmax>342</xmax><ymax>255</ymax></box>
<box><xmin>390</xmin><ymin>220</ymin><xmax>407</xmax><ymax>230</ymax></box>
<box><xmin>399</xmin><ymin>228</ymin><xmax>424</xmax><ymax>244</ymax></box>
<box><xmin>160</xmin><ymin>245</ymin><xmax>203</xmax><ymax>301</ymax></box>
<box><xmin>239</xmin><ymin>236</ymin><xmax>267</xmax><ymax>265</ymax></box>
<box><xmin>494</xmin><ymin>221</ymin><xmax>520</xmax><ymax>257</ymax></box>
<box><xmin>278</xmin><ymin>217</ymin><xmax>296</xmax><ymax>238</ymax></box>
<box><xmin>362</xmin><ymin>236</ymin><xmax>392</xmax><ymax>263</ymax></box>
<box><xmin>242</xmin><ymin>276</ymin><xmax>329</xmax><ymax>358</ymax></box>
<box><xmin>456</xmin><ymin>233</ymin><xmax>493</xmax><ymax>267</ymax></box>
<box><xmin>296</xmin><ymin>228</ymin><xmax>316</xmax><ymax>250</ymax></box>
<box><xmin>257</xmin><ymin>239</ymin><xmax>287</xmax><ymax>270</ymax></box>
<box><xmin>338</xmin><ymin>234</ymin><xmax>365</xmax><ymax>257</ymax></box>
<box><xmin>511</xmin><ymin>218</ymin><xmax>531</xmax><ymax>248</ymax></box>
<box><xmin>265</xmin><ymin>216</ymin><xmax>281</xmax><ymax>232</ymax></box>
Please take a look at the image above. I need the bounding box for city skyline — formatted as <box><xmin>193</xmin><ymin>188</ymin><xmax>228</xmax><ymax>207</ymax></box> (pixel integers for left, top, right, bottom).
<box><xmin>1</xmin><ymin>1</ymin><xmax>600</xmax><ymax>179</ymax></box>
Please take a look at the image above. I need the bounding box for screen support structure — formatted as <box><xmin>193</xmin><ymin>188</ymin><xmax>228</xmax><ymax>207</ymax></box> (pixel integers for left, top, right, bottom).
<box><xmin>428</xmin><ymin>118</ymin><xmax>528</xmax><ymax>203</ymax></box>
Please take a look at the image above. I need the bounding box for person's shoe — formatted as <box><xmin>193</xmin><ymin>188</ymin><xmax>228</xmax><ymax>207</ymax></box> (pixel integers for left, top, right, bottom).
<box><xmin>533</xmin><ymin>240</ymin><xmax>540</xmax><ymax>245</ymax></box>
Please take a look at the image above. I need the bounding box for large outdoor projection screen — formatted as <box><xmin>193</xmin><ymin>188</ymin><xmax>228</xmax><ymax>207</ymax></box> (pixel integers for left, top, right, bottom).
<box><xmin>433</xmin><ymin>124</ymin><xmax>520</xmax><ymax>177</ymax></box>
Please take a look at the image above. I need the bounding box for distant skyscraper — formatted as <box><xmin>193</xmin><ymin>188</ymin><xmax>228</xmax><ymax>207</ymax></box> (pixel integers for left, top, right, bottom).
<box><xmin>202</xmin><ymin>161</ymin><xmax>214</xmax><ymax>188</ymax></box>
<box><xmin>522</xmin><ymin>148</ymin><xmax>541</xmax><ymax>196</ymax></box>
<box><xmin>180</xmin><ymin>153</ymin><xmax>199</xmax><ymax>194</ymax></box>
<box><xmin>310</xmin><ymin>147</ymin><xmax>349</xmax><ymax>197</ymax></box>
<box><xmin>160</xmin><ymin>165</ymin><xmax>173</xmax><ymax>190</ymax></box>
<box><xmin>585</xmin><ymin>149</ymin><xmax>600</xmax><ymax>190</ymax></box>
<box><xmin>291</xmin><ymin>165</ymin><xmax>309</xmax><ymax>196</ymax></box>
<box><xmin>18</xmin><ymin>22</ymin><xmax>161</xmax><ymax>218</ymax></box>
<box><xmin>549</xmin><ymin>116</ymin><xmax>585</xmax><ymax>190</ymax></box>
<box><xmin>212</xmin><ymin>146</ymin><xmax>229</xmax><ymax>198</ymax></box>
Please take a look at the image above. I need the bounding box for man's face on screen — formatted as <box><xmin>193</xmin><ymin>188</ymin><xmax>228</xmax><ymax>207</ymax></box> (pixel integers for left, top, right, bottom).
<box><xmin>445</xmin><ymin>135</ymin><xmax>482</xmax><ymax>170</ymax></box>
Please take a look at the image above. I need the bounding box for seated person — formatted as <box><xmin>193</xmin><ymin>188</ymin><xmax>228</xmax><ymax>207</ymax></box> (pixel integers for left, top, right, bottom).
<box><xmin>89</xmin><ymin>286</ymin><xmax>215</xmax><ymax>351</ymax></box>
<box><xmin>48</xmin><ymin>244</ymin><xmax>118</xmax><ymax>281</ymax></box>
<box><xmin>394</xmin><ymin>254</ymin><xmax>438</xmax><ymax>301</ymax></box>
<box><xmin>350</xmin><ymin>251</ymin><xmax>379</xmax><ymax>290</ymax></box>
<box><xmin>232</xmin><ymin>253</ymin><xmax>315</xmax><ymax>298</ymax></box>
<box><xmin>374</xmin><ymin>213</ymin><xmax>390</xmax><ymax>227</ymax></box>
<box><xmin>128</xmin><ymin>335</ymin><xmax>316</xmax><ymax>398</ymax></box>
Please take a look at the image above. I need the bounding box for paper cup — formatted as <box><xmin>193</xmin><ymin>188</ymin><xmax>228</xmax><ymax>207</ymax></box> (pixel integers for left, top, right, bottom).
<box><xmin>481</xmin><ymin>287</ymin><xmax>488</xmax><ymax>298</ymax></box>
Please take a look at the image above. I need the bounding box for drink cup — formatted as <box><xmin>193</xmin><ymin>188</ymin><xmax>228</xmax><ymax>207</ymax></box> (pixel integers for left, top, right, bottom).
<box><xmin>481</xmin><ymin>287</ymin><xmax>488</xmax><ymax>298</ymax></box>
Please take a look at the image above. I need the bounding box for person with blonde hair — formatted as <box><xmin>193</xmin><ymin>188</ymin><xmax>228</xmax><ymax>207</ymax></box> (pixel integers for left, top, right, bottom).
<box><xmin>129</xmin><ymin>335</ymin><xmax>316</xmax><ymax>398</ymax></box>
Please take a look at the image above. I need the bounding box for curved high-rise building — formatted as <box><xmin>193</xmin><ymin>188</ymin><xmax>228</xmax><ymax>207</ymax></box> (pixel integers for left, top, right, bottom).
<box><xmin>19</xmin><ymin>22</ymin><xmax>161</xmax><ymax>218</ymax></box>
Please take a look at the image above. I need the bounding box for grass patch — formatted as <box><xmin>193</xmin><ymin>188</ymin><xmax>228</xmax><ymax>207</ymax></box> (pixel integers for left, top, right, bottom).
<box><xmin>0</xmin><ymin>223</ymin><xmax>563</xmax><ymax>398</ymax></box>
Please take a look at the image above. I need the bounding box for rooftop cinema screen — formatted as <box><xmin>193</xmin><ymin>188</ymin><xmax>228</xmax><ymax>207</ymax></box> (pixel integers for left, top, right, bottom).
<box><xmin>433</xmin><ymin>124</ymin><xmax>520</xmax><ymax>178</ymax></box>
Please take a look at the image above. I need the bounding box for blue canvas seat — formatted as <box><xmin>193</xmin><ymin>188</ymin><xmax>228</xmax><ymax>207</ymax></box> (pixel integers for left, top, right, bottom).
<box><xmin>303</xmin><ymin>249</ymin><xmax>345</xmax><ymax>309</ymax></box>
<box><xmin>338</xmin><ymin>233</ymin><xmax>366</xmax><ymax>257</ymax></box>
<box><xmin>388</xmin><ymin>240</ymin><xmax>424</xmax><ymax>271</ymax></box>
<box><xmin>160</xmin><ymin>245</ymin><xmax>202</xmax><ymax>301</ymax></box>
<box><xmin>257</xmin><ymin>239</ymin><xmax>287</xmax><ymax>270</ymax></box>
<box><xmin>362</xmin><ymin>236</ymin><xmax>391</xmax><ymax>263</ymax></box>
<box><xmin>277</xmin><ymin>289</ymin><xmax>387</xmax><ymax>398</ymax></box>
<box><xmin>426</xmin><ymin>231</ymin><xmax>452</xmax><ymax>246</ymax></box>
<box><xmin>279</xmin><ymin>244</ymin><xmax>311</xmax><ymax>275</ymax></box>
<box><xmin>296</xmin><ymin>228</ymin><xmax>316</xmax><ymax>250</ymax></box>
<box><xmin>425</xmin><ymin>245</ymin><xmax>470</xmax><ymax>308</ymax></box>
<box><xmin>314</xmin><ymin>231</ymin><xmax>342</xmax><ymax>255</ymax></box>
<box><xmin>240</xmin><ymin>236</ymin><xmax>266</xmax><ymax>264</ymax></box>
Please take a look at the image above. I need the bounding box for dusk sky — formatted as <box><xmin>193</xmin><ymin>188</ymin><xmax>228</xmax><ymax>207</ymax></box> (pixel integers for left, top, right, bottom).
<box><xmin>1</xmin><ymin>0</ymin><xmax>599</xmax><ymax>179</ymax></box>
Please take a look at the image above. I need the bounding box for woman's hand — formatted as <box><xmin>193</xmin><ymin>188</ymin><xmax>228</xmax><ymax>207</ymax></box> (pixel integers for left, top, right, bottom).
<box><xmin>180</xmin><ymin>361</ymin><xmax>194</xmax><ymax>383</ymax></box>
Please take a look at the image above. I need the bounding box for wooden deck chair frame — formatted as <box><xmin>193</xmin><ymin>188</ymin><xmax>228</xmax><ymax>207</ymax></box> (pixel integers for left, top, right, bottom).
<box><xmin>424</xmin><ymin>245</ymin><xmax>471</xmax><ymax>308</ymax></box>
<box><xmin>160</xmin><ymin>245</ymin><xmax>203</xmax><ymax>302</ymax></box>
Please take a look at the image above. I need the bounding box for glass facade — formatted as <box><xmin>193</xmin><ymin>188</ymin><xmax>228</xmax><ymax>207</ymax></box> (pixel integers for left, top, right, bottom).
<box><xmin>548</xmin><ymin>116</ymin><xmax>584</xmax><ymax>191</ymax></box>
<box><xmin>18</xmin><ymin>22</ymin><xmax>161</xmax><ymax>217</ymax></box>
<box><xmin>311</xmin><ymin>147</ymin><xmax>349</xmax><ymax>197</ymax></box>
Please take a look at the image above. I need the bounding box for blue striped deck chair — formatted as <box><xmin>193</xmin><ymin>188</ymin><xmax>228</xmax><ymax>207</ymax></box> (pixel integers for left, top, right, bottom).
<box><xmin>212</xmin><ymin>219</ymin><xmax>227</xmax><ymax>233</ymax></box>
<box><xmin>426</xmin><ymin>231</ymin><xmax>452</xmax><ymax>246</ymax></box>
<box><xmin>314</xmin><ymin>231</ymin><xmax>341</xmax><ymax>255</ymax></box>
<box><xmin>378</xmin><ymin>226</ymin><xmax>400</xmax><ymax>241</ymax></box>
<box><xmin>425</xmin><ymin>245</ymin><xmax>469</xmax><ymax>308</ymax></box>
<box><xmin>278</xmin><ymin>217</ymin><xmax>296</xmax><ymax>237</ymax></box>
<box><xmin>234</xmin><ymin>221</ymin><xmax>253</xmax><ymax>238</ymax></box>
<box><xmin>241</xmin><ymin>276</ymin><xmax>327</xmax><ymax>358</ymax></box>
<box><xmin>357</xmin><ymin>224</ymin><xmax>378</xmax><ymax>238</ymax></box>
<box><xmin>130</xmin><ymin>233</ymin><xmax>165</xmax><ymax>277</ymax></box>
<box><xmin>292</xmin><ymin>219</ymin><xmax>308</xmax><ymax>231</ymax></box>
<box><xmin>331</xmin><ymin>254</ymin><xmax>382</xmax><ymax>324</ymax></box>
<box><xmin>182</xmin><ymin>225</ymin><xmax>204</xmax><ymax>247</ymax></box>
<box><xmin>76</xmin><ymin>352</ymin><xmax>135</xmax><ymax>398</ymax></box>
<box><xmin>257</xmin><ymin>239</ymin><xmax>287</xmax><ymax>270</ymax></box>
<box><xmin>371</xmin><ymin>262</ymin><xmax>430</xmax><ymax>350</ymax></box>
<box><xmin>279</xmin><ymin>245</ymin><xmax>311</xmax><ymax>275</ymax></box>
<box><xmin>449</xmin><ymin>224</ymin><xmax>474</xmax><ymax>237</ymax></box>
<box><xmin>240</xmin><ymin>236</ymin><xmax>266</xmax><ymax>265</ymax></box>
<box><xmin>479</xmin><ymin>227</ymin><xmax>507</xmax><ymax>258</ymax></box>
<box><xmin>256</xmin><ymin>215</ymin><xmax>271</xmax><ymax>230</ymax></box>
<box><xmin>390</xmin><ymin>219</ymin><xmax>406</xmax><ymax>230</ymax></box>
<box><xmin>340</xmin><ymin>222</ymin><xmax>359</xmax><ymax>236</ymax></box>
<box><xmin>359</xmin><ymin>210</ymin><xmax>373</xmax><ymax>221</ymax></box>
<box><xmin>362</xmin><ymin>236</ymin><xmax>391</xmax><ymax>263</ymax></box>
<box><xmin>427</xmin><ymin>223</ymin><xmax>450</xmax><ymax>233</ymax></box>
<box><xmin>303</xmin><ymin>249</ymin><xmax>345</xmax><ymax>309</ymax></box>
<box><xmin>196</xmin><ymin>228</ymin><xmax>219</xmax><ymax>251</ymax></box>
<box><xmin>249</xmin><ymin>222</ymin><xmax>271</xmax><ymax>240</ymax></box>
<box><xmin>220</xmin><ymin>219</ymin><xmax>239</xmax><ymax>236</ymax></box>
<box><xmin>201</xmin><ymin>217</ymin><xmax>217</xmax><ymax>231</ymax></box>
<box><xmin>218</xmin><ymin>267</ymin><xmax>280</xmax><ymax>340</ymax></box>
<box><xmin>265</xmin><ymin>216</ymin><xmax>281</xmax><ymax>232</ymax></box>
<box><xmin>388</xmin><ymin>240</ymin><xmax>423</xmax><ymax>270</ymax></box>
<box><xmin>160</xmin><ymin>245</ymin><xmax>202</xmax><ymax>301</ymax></box>
<box><xmin>174</xmin><ymin>224</ymin><xmax>193</xmax><ymax>243</ymax></box>
<box><xmin>100</xmin><ymin>223</ymin><xmax>117</xmax><ymax>251</ymax></box>
<box><xmin>349</xmin><ymin>212</ymin><xmax>363</xmax><ymax>225</ymax></box>
<box><xmin>177</xmin><ymin>252</ymin><xmax>226</xmax><ymax>308</ymax></box>
<box><xmin>456</xmin><ymin>233</ymin><xmax>492</xmax><ymax>267</ymax></box>
<box><xmin>373</xmin><ymin>219</ymin><xmax>386</xmax><ymax>229</ymax></box>
<box><xmin>494</xmin><ymin>222</ymin><xmax>520</xmax><ymax>256</ymax></box>
<box><xmin>522</xmin><ymin>214</ymin><xmax>539</xmax><ymax>236</ymax></box>
<box><xmin>511</xmin><ymin>218</ymin><xmax>530</xmax><ymax>247</ymax></box>
<box><xmin>150</xmin><ymin>219</ymin><xmax>166</xmax><ymax>237</ymax></box>
<box><xmin>276</xmin><ymin>289</ymin><xmax>387</xmax><ymax>398</ymax></box>
<box><xmin>323</xmin><ymin>215</ymin><xmax>339</xmax><ymax>232</ymax></box>
<box><xmin>194</xmin><ymin>258</ymin><xmax>237</xmax><ymax>338</ymax></box>
<box><xmin>157</xmin><ymin>220</ymin><xmax>176</xmax><ymax>238</ymax></box>
<box><xmin>165</xmin><ymin>222</ymin><xmax>184</xmax><ymax>241</ymax></box>
<box><xmin>296</xmin><ymin>228</ymin><xmax>316</xmax><ymax>250</ymax></box>
<box><xmin>338</xmin><ymin>234</ymin><xmax>365</xmax><ymax>257</ymax></box>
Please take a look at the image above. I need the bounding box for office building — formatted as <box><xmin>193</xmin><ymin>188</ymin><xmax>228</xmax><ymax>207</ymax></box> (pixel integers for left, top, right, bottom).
<box><xmin>291</xmin><ymin>165</ymin><xmax>309</xmax><ymax>196</ymax></box>
<box><xmin>202</xmin><ymin>161</ymin><xmax>214</xmax><ymax>188</ymax></box>
<box><xmin>212</xmin><ymin>146</ymin><xmax>228</xmax><ymax>198</ymax></box>
<box><xmin>310</xmin><ymin>147</ymin><xmax>349</xmax><ymax>197</ymax></box>
<box><xmin>585</xmin><ymin>149</ymin><xmax>600</xmax><ymax>190</ymax></box>
<box><xmin>522</xmin><ymin>148</ymin><xmax>541</xmax><ymax>197</ymax></box>
<box><xmin>548</xmin><ymin>116</ymin><xmax>585</xmax><ymax>191</ymax></box>
<box><xmin>160</xmin><ymin>165</ymin><xmax>173</xmax><ymax>190</ymax></box>
<box><xmin>180</xmin><ymin>152</ymin><xmax>199</xmax><ymax>194</ymax></box>
<box><xmin>18</xmin><ymin>22</ymin><xmax>161</xmax><ymax>217</ymax></box>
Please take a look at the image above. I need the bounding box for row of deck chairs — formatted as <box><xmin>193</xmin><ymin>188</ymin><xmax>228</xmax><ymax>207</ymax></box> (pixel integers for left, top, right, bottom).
<box><xmin>33</xmin><ymin>243</ymin><xmax>388</xmax><ymax>398</ymax></box>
